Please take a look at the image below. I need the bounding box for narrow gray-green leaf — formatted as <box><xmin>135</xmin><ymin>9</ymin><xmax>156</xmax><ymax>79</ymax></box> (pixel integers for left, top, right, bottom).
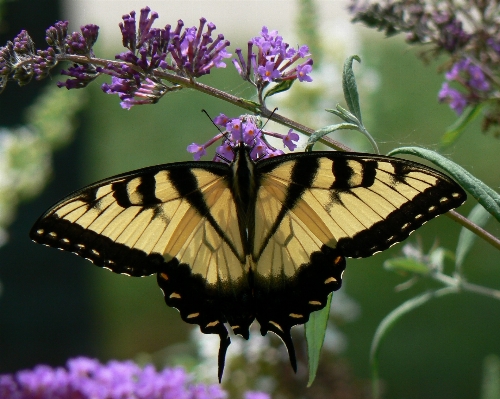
<box><xmin>456</xmin><ymin>203</ymin><xmax>492</xmax><ymax>272</ymax></box>
<box><xmin>305</xmin><ymin>123</ymin><xmax>358</xmax><ymax>152</ymax></box>
<box><xmin>383</xmin><ymin>257</ymin><xmax>430</xmax><ymax>275</ymax></box>
<box><xmin>263</xmin><ymin>79</ymin><xmax>294</xmax><ymax>100</ymax></box>
<box><xmin>305</xmin><ymin>293</ymin><xmax>332</xmax><ymax>387</ymax></box>
<box><xmin>325</xmin><ymin>104</ymin><xmax>361</xmax><ymax>125</ymax></box>
<box><xmin>342</xmin><ymin>55</ymin><xmax>362</xmax><ymax>124</ymax></box>
<box><xmin>386</xmin><ymin>146</ymin><xmax>500</xmax><ymax>222</ymax></box>
<box><xmin>441</xmin><ymin>104</ymin><xmax>482</xmax><ymax>148</ymax></box>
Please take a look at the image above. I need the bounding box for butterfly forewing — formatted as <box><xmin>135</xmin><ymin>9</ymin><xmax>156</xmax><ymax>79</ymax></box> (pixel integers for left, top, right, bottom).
<box><xmin>256</xmin><ymin>152</ymin><xmax>466</xmax><ymax>258</ymax></box>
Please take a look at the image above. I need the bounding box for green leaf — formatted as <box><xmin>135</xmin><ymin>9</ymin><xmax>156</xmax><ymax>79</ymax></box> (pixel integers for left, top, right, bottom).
<box><xmin>384</xmin><ymin>257</ymin><xmax>430</xmax><ymax>275</ymax></box>
<box><xmin>325</xmin><ymin>104</ymin><xmax>361</xmax><ymax>125</ymax></box>
<box><xmin>456</xmin><ymin>203</ymin><xmax>492</xmax><ymax>271</ymax></box>
<box><xmin>440</xmin><ymin>104</ymin><xmax>482</xmax><ymax>148</ymax></box>
<box><xmin>342</xmin><ymin>55</ymin><xmax>362</xmax><ymax>124</ymax></box>
<box><xmin>305</xmin><ymin>123</ymin><xmax>359</xmax><ymax>151</ymax></box>
<box><xmin>386</xmin><ymin>146</ymin><xmax>500</xmax><ymax>223</ymax></box>
<box><xmin>305</xmin><ymin>293</ymin><xmax>332</xmax><ymax>387</ymax></box>
<box><xmin>263</xmin><ymin>79</ymin><xmax>295</xmax><ymax>100</ymax></box>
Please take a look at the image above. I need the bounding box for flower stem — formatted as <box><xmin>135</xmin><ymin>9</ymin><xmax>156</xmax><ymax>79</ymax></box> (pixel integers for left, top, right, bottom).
<box><xmin>446</xmin><ymin>209</ymin><xmax>500</xmax><ymax>251</ymax></box>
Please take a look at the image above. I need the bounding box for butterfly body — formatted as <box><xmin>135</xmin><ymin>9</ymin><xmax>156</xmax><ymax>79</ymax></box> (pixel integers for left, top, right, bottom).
<box><xmin>31</xmin><ymin>145</ymin><xmax>466</xmax><ymax>381</ymax></box>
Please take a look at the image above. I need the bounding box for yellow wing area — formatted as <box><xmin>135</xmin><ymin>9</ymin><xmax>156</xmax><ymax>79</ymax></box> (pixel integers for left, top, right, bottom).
<box><xmin>253</xmin><ymin>153</ymin><xmax>466</xmax><ymax>266</ymax></box>
<box><xmin>30</xmin><ymin>165</ymin><xmax>246</xmax><ymax>282</ymax></box>
<box><xmin>252</xmin><ymin>179</ymin><xmax>325</xmax><ymax>278</ymax></box>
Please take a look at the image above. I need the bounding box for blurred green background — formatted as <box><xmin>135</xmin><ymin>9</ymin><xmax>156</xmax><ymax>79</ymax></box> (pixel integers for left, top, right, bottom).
<box><xmin>0</xmin><ymin>0</ymin><xmax>499</xmax><ymax>398</ymax></box>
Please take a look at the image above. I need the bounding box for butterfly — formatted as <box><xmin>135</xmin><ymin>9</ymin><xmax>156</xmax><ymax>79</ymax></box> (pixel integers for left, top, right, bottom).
<box><xmin>30</xmin><ymin>143</ymin><xmax>466</xmax><ymax>381</ymax></box>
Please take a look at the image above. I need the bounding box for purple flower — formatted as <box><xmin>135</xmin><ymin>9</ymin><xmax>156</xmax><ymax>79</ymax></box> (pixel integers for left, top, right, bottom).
<box><xmin>0</xmin><ymin>357</ymin><xmax>229</xmax><ymax>399</ymax></box>
<box><xmin>213</xmin><ymin>113</ymin><xmax>230</xmax><ymax>126</ymax></box>
<box><xmin>445</xmin><ymin>58</ymin><xmax>470</xmax><ymax>80</ymax></box>
<box><xmin>438</xmin><ymin>82</ymin><xmax>467</xmax><ymax>114</ymax></box>
<box><xmin>468</xmin><ymin>64</ymin><xmax>489</xmax><ymax>91</ymax></box>
<box><xmin>283</xmin><ymin>129</ymin><xmax>300</xmax><ymax>150</ymax></box>
<box><xmin>45</xmin><ymin>21</ymin><xmax>69</xmax><ymax>50</ymax></box>
<box><xmin>257</xmin><ymin>61</ymin><xmax>281</xmax><ymax>82</ymax></box>
<box><xmin>66</xmin><ymin>24</ymin><xmax>99</xmax><ymax>55</ymax></box>
<box><xmin>161</xmin><ymin>17</ymin><xmax>231</xmax><ymax>78</ymax></box>
<box><xmin>101</xmin><ymin>76</ymin><xmax>168</xmax><ymax>109</ymax></box>
<box><xmin>296</xmin><ymin>62</ymin><xmax>313</xmax><ymax>82</ymax></box>
<box><xmin>436</xmin><ymin>17</ymin><xmax>471</xmax><ymax>53</ymax></box>
<box><xmin>215</xmin><ymin>142</ymin><xmax>235</xmax><ymax>162</ymax></box>
<box><xmin>187</xmin><ymin>143</ymin><xmax>207</xmax><ymax>160</ymax></box>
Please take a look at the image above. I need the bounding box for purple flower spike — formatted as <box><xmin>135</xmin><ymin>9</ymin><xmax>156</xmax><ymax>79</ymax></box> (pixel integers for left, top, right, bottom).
<box><xmin>102</xmin><ymin>9</ymin><xmax>230</xmax><ymax>107</ymax></box>
<box><xmin>232</xmin><ymin>26</ymin><xmax>313</xmax><ymax>96</ymax></box>
<box><xmin>167</xmin><ymin>18</ymin><xmax>231</xmax><ymax>78</ymax></box>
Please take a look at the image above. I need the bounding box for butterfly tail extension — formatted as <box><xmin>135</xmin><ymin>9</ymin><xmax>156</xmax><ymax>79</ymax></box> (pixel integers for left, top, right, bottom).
<box><xmin>254</xmin><ymin>246</ymin><xmax>346</xmax><ymax>373</ymax></box>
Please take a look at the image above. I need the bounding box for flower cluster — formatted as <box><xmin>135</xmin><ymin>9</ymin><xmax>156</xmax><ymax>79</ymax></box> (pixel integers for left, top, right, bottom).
<box><xmin>233</xmin><ymin>27</ymin><xmax>313</xmax><ymax>97</ymax></box>
<box><xmin>0</xmin><ymin>6</ymin><xmax>314</xmax><ymax>111</ymax></box>
<box><xmin>0</xmin><ymin>30</ymin><xmax>36</xmax><ymax>93</ymax></box>
<box><xmin>438</xmin><ymin>58</ymin><xmax>491</xmax><ymax>115</ymax></box>
<box><xmin>0</xmin><ymin>21</ymin><xmax>100</xmax><ymax>93</ymax></box>
<box><xmin>99</xmin><ymin>7</ymin><xmax>231</xmax><ymax>108</ymax></box>
<box><xmin>0</xmin><ymin>7</ymin><xmax>232</xmax><ymax>109</ymax></box>
<box><xmin>187</xmin><ymin>114</ymin><xmax>300</xmax><ymax>162</ymax></box>
<box><xmin>348</xmin><ymin>0</ymin><xmax>471</xmax><ymax>52</ymax></box>
<box><xmin>0</xmin><ymin>357</ymin><xmax>230</xmax><ymax>399</ymax></box>
<box><xmin>348</xmin><ymin>0</ymin><xmax>500</xmax><ymax>133</ymax></box>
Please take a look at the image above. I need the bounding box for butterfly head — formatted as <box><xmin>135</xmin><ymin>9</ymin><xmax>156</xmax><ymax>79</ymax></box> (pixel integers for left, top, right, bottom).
<box><xmin>187</xmin><ymin>114</ymin><xmax>300</xmax><ymax>163</ymax></box>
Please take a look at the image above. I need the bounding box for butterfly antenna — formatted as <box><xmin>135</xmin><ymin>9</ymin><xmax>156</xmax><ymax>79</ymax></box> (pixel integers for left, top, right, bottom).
<box><xmin>201</xmin><ymin>109</ymin><xmax>230</xmax><ymax>141</ymax></box>
<box><xmin>260</xmin><ymin>107</ymin><xmax>278</xmax><ymax>131</ymax></box>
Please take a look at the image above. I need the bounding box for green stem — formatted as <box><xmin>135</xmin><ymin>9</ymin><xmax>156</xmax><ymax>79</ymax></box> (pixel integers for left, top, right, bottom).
<box><xmin>446</xmin><ymin>210</ymin><xmax>500</xmax><ymax>252</ymax></box>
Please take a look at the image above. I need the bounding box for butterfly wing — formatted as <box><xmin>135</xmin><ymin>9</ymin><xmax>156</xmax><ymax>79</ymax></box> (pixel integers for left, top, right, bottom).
<box><xmin>252</xmin><ymin>151</ymin><xmax>466</xmax><ymax>369</ymax></box>
<box><xmin>30</xmin><ymin>161</ymin><xmax>254</xmax><ymax>381</ymax></box>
